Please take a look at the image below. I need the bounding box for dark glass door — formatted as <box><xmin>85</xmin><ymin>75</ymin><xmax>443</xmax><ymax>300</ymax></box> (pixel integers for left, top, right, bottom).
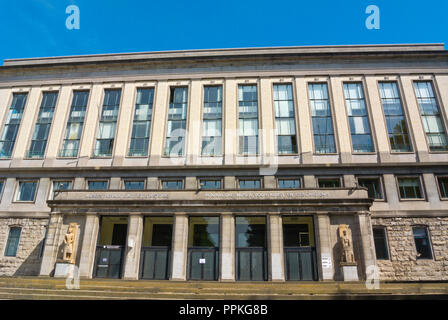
<box><xmin>235</xmin><ymin>216</ymin><xmax>267</xmax><ymax>281</ymax></box>
<box><xmin>283</xmin><ymin>216</ymin><xmax>318</xmax><ymax>281</ymax></box>
<box><xmin>94</xmin><ymin>216</ymin><xmax>128</xmax><ymax>279</ymax></box>
<box><xmin>140</xmin><ymin>217</ymin><xmax>173</xmax><ymax>280</ymax></box>
<box><xmin>187</xmin><ymin>217</ymin><xmax>219</xmax><ymax>280</ymax></box>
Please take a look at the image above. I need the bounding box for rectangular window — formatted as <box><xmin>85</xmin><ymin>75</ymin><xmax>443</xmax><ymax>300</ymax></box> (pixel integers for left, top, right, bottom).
<box><xmin>397</xmin><ymin>176</ymin><xmax>423</xmax><ymax>199</ymax></box>
<box><xmin>16</xmin><ymin>181</ymin><xmax>38</xmax><ymax>202</ymax></box>
<box><xmin>124</xmin><ymin>180</ymin><xmax>145</xmax><ymax>190</ymax></box>
<box><xmin>50</xmin><ymin>180</ymin><xmax>72</xmax><ymax>200</ymax></box>
<box><xmin>277</xmin><ymin>178</ymin><xmax>301</xmax><ymax>189</ymax></box>
<box><xmin>358</xmin><ymin>177</ymin><xmax>383</xmax><ymax>200</ymax></box>
<box><xmin>60</xmin><ymin>91</ymin><xmax>89</xmax><ymax>157</ymax></box>
<box><xmin>318</xmin><ymin>177</ymin><xmax>341</xmax><ymax>188</ymax></box>
<box><xmin>4</xmin><ymin>227</ymin><xmax>21</xmax><ymax>257</ymax></box>
<box><xmin>343</xmin><ymin>83</ymin><xmax>374</xmax><ymax>152</ymax></box>
<box><xmin>373</xmin><ymin>227</ymin><xmax>389</xmax><ymax>260</ymax></box>
<box><xmin>437</xmin><ymin>176</ymin><xmax>448</xmax><ymax>199</ymax></box>
<box><xmin>0</xmin><ymin>93</ymin><xmax>28</xmax><ymax>158</ymax></box>
<box><xmin>165</xmin><ymin>87</ymin><xmax>188</xmax><ymax>156</ymax></box>
<box><xmin>413</xmin><ymin>226</ymin><xmax>433</xmax><ymax>259</ymax></box>
<box><xmin>414</xmin><ymin>81</ymin><xmax>448</xmax><ymax>151</ymax></box>
<box><xmin>238</xmin><ymin>178</ymin><xmax>261</xmax><ymax>189</ymax></box>
<box><xmin>129</xmin><ymin>88</ymin><xmax>155</xmax><ymax>156</ymax></box>
<box><xmin>273</xmin><ymin>84</ymin><xmax>297</xmax><ymax>154</ymax></box>
<box><xmin>202</xmin><ymin>86</ymin><xmax>222</xmax><ymax>156</ymax></box>
<box><xmin>308</xmin><ymin>83</ymin><xmax>336</xmax><ymax>153</ymax></box>
<box><xmin>161</xmin><ymin>179</ymin><xmax>183</xmax><ymax>190</ymax></box>
<box><xmin>238</xmin><ymin>85</ymin><xmax>259</xmax><ymax>155</ymax></box>
<box><xmin>28</xmin><ymin>92</ymin><xmax>58</xmax><ymax>158</ymax></box>
<box><xmin>378</xmin><ymin>82</ymin><xmax>412</xmax><ymax>152</ymax></box>
<box><xmin>199</xmin><ymin>179</ymin><xmax>222</xmax><ymax>190</ymax></box>
<box><xmin>0</xmin><ymin>180</ymin><xmax>4</xmax><ymax>197</ymax></box>
<box><xmin>87</xmin><ymin>180</ymin><xmax>108</xmax><ymax>190</ymax></box>
<box><xmin>94</xmin><ymin>89</ymin><xmax>121</xmax><ymax>157</ymax></box>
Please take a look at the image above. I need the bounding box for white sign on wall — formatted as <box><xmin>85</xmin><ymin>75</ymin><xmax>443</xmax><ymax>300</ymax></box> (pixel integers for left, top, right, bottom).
<box><xmin>321</xmin><ymin>254</ymin><xmax>332</xmax><ymax>269</ymax></box>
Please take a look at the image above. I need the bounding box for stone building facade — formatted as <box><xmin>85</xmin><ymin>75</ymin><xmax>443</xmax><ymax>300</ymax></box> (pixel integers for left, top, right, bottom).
<box><xmin>0</xmin><ymin>44</ymin><xmax>447</xmax><ymax>282</ymax></box>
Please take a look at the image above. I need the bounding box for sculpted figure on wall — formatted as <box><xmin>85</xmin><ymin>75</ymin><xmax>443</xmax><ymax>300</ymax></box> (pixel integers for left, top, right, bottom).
<box><xmin>62</xmin><ymin>223</ymin><xmax>78</xmax><ymax>264</ymax></box>
<box><xmin>338</xmin><ymin>224</ymin><xmax>356</xmax><ymax>264</ymax></box>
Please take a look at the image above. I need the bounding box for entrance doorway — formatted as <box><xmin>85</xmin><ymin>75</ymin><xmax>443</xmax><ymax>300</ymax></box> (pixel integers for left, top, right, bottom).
<box><xmin>94</xmin><ymin>216</ymin><xmax>128</xmax><ymax>279</ymax></box>
<box><xmin>283</xmin><ymin>216</ymin><xmax>318</xmax><ymax>281</ymax></box>
<box><xmin>235</xmin><ymin>216</ymin><xmax>267</xmax><ymax>281</ymax></box>
<box><xmin>187</xmin><ymin>217</ymin><xmax>219</xmax><ymax>280</ymax></box>
<box><xmin>140</xmin><ymin>217</ymin><xmax>173</xmax><ymax>280</ymax></box>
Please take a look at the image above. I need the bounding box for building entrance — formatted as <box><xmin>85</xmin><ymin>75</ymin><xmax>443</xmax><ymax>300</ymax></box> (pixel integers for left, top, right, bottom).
<box><xmin>187</xmin><ymin>217</ymin><xmax>219</xmax><ymax>280</ymax></box>
<box><xmin>140</xmin><ymin>217</ymin><xmax>173</xmax><ymax>280</ymax></box>
<box><xmin>282</xmin><ymin>216</ymin><xmax>318</xmax><ymax>281</ymax></box>
<box><xmin>94</xmin><ymin>216</ymin><xmax>128</xmax><ymax>279</ymax></box>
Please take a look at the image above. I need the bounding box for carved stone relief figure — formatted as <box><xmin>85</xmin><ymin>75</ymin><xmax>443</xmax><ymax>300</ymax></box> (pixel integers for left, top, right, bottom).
<box><xmin>62</xmin><ymin>223</ymin><xmax>78</xmax><ymax>264</ymax></box>
<box><xmin>338</xmin><ymin>224</ymin><xmax>356</xmax><ymax>265</ymax></box>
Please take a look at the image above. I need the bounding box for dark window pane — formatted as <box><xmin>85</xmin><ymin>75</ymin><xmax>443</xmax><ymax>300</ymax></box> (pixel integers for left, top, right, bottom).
<box><xmin>318</xmin><ymin>178</ymin><xmax>340</xmax><ymax>188</ymax></box>
<box><xmin>239</xmin><ymin>179</ymin><xmax>261</xmax><ymax>189</ymax></box>
<box><xmin>438</xmin><ymin>177</ymin><xmax>448</xmax><ymax>198</ymax></box>
<box><xmin>278</xmin><ymin>179</ymin><xmax>301</xmax><ymax>189</ymax></box>
<box><xmin>4</xmin><ymin>227</ymin><xmax>21</xmax><ymax>257</ymax></box>
<box><xmin>162</xmin><ymin>180</ymin><xmax>183</xmax><ymax>190</ymax></box>
<box><xmin>235</xmin><ymin>217</ymin><xmax>266</xmax><ymax>248</ymax></box>
<box><xmin>124</xmin><ymin>180</ymin><xmax>145</xmax><ymax>190</ymax></box>
<box><xmin>398</xmin><ymin>177</ymin><xmax>423</xmax><ymax>199</ymax></box>
<box><xmin>189</xmin><ymin>217</ymin><xmax>219</xmax><ymax>247</ymax></box>
<box><xmin>413</xmin><ymin>227</ymin><xmax>433</xmax><ymax>259</ymax></box>
<box><xmin>88</xmin><ymin>181</ymin><xmax>108</xmax><ymax>190</ymax></box>
<box><xmin>17</xmin><ymin>181</ymin><xmax>37</xmax><ymax>201</ymax></box>
<box><xmin>373</xmin><ymin>228</ymin><xmax>389</xmax><ymax>260</ymax></box>
<box><xmin>199</xmin><ymin>179</ymin><xmax>221</xmax><ymax>190</ymax></box>
<box><xmin>358</xmin><ymin>178</ymin><xmax>383</xmax><ymax>199</ymax></box>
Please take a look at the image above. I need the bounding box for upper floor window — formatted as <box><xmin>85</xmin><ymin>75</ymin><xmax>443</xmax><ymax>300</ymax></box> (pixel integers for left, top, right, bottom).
<box><xmin>0</xmin><ymin>93</ymin><xmax>28</xmax><ymax>158</ymax></box>
<box><xmin>16</xmin><ymin>180</ymin><xmax>38</xmax><ymax>202</ymax></box>
<box><xmin>273</xmin><ymin>84</ymin><xmax>297</xmax><ymax>154</ymax></box>
<box><xmin>124</xmin><ymin>180</ymin><xmax>145</xmax><ymax>190</ymax></box>
<box><xmin>317</xmin><ymin>177</ymin><xmax>341</xmax><ymax>188</ymax></box>
<box><xmin>357</xmin><ymin>176</ymin><xmax>383</xmax><ymax>200</ymax></box>
<box><xmin>202</xmin><ymin>86</ymin><xmax>223</xmax><ymax>156</ymax></box>
<box><xmin>238</xmin><ymin>85</ymin><xmax>259</xmax><ymax>155</ymax></box>
<box><xmin>412</xmin><ymin>226</ymin><xmax>433</xmax><ymax>259</ymax></box>
<box><xmin>238</xmin><ymin>178</ymin><xmax>261</xmax><ymax>189</ymax></box>
<box><xmin>373</xmin><ymin>227</ymin><xmax>390</xmax><ymax>260</ymax></box>
<box><xmin>378</xmin><ymin>82</ymin><xmax>412</xmax><ymax>152</ymax></box>
<box><xmin>161</xmin><ymin>179</ymin><xmax>183</xmax><ymax>190</ymax></box>
<box><xmin>50</xmin><ymin>180</ymin><xmax>73</xmax><ymax>200</ymax></box>
<box><xmin>28</xmin><ymin>92</ymin><xmax>59</xmax><ymax>158</ymax></box>
<box><xmin>343</xmin><ymin>83</ymin><xmax>374</xmax><ymax>152</ymax></box>
<box><xmin>129</xmin><ymin>88</ymin><xmax>155</xmax><ymax>156</ymax></box>
<box><xmin>397</xmin><ymin>176</ymin><xmax>424</xmax><ymax>200</ymax></box>
<box><xmin>0</xmin><ymin>179</ymin><xmax>4</xmax><ymax>198</ymax></box>
<box><xmin>4</xmin><ymin>227</ymin><xmax>21</xmax><ymax>257</ymax></box>
<box><xmin>199</xmin><ymin>179</ymin><xmax>222</xmax><ymax>190</ymax></box>
<box><xmin>308</xmin><ymin>83</ymin><xmax>336</xmax><ymax>154</ymax></box>
<box><xmin>437</xmin><ymin>176</ymin><xmax>448</xmax><ymax>199</ymax></box>
<box><xmin>94</xmin><ymin>89</ymin><xmax>121</xmax><ymax>157</ymax></box>
<box><xmin>164</xmin><ymin>87</ymin><xmax>188</xmax><ymax>156</ymax></box>
<box><xmin>277</xmin><ymin>178</ymin><xmax>301</xmax><ymax>189</ymax></box>
<box><xmin>60</xmin><ymin>91</ymin><xmax>89</xmax><ymax>157</ymax></box>
<box><xmin>413</xmin><ymin>81</ymin><xmax>448</xmax><ymax>151</ymax></box>
<box><xmin>87</xmin><ymin>180</ymin><xmax>109</xmax><ymax>190</ymax></box>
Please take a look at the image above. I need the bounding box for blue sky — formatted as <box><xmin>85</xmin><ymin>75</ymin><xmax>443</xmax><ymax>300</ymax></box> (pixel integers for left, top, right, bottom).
<box><xmin>0</xmin><ymin>0</ymin><xmax>447</xmax><ymax>64</ymax></box>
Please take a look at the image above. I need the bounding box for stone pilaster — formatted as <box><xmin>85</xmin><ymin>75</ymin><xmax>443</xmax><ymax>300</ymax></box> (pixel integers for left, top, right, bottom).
<box><xmin>170</xmin><ymin>214</ymin><xmax>188</xmax><ymax>280</ymax></box>
<box><xmin>268</xmin><ymin>214</ymin><xmax>285</xmax><ymax>281</ymax></box>
<box><xmin>220</xmin><ymin>214</ymin><xmax>235</xmax><ymax>281</ymax></box>
<box><xmin>123</xmin><ymin>214</ymin><xmax>143</xmax><ymax>280</ymax></box>
<box><xmin>357</xmin><ymin>211</ymin><xmax>377</xmax><ymax>280</ymax></box>
<box><xmin>39</xmin><ymin>212</ymin><xmax>63</xmax><ymax>276</ymax></box>
<box><xmin>78</xmin><ymin>214</ymin><xmax>100</xmax><ymax>279</ymax></box>
<box><xmin>316</xmin><ymin>214</ymin><xmax>334</xmax><ymax>280</ymax></box>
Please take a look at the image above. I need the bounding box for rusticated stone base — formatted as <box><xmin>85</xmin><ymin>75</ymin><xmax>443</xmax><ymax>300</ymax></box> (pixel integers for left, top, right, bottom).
<box><xmin>372</xmin><ymin>217</ymin><xmax>448</xmax><ymax>281</ymax></box>
<box><xmin>0</xmin><ymin>218</ymin><xmax>48</xmax><ymax>276</ymax></box>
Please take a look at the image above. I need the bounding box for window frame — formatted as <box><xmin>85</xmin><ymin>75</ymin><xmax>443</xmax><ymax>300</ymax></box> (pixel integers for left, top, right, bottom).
<box><xmin>395</xmin><ymin>175</ymin><xmax>426</xmax><ymax>201</ymax></box>
<box><xmin>197</xmin><ymin>177</ymin><xmax>223</xmax><ymax>190</ymax></box>
<box><xmin>122</xmin><ymin>179</ymin><xmax>146</xmax><ymax>190</ymax></box>
<box><xmin>200</xmin><ymin>84</ymin><xmax>224</xmax><ymax>157</ymax></box>
<box><xmin>316</xmin><ymin>176</ymin><xmax>343</xmax><ymax>189</ymax></box>
<box><xmin>276</xmin><ymin>176</ymin><xmax>302</xmax><ymax>189</ymax></box>
<box><xmin>160</xmin><ymin>177</ymin><xmax>184</xmax><ymax>190</ymax></box>
<box><xmin>14</xmin><ymin>179</ymin><xmax>39</xmax><ymax>203</ymax></box>
<box><xmin>86</xmin><ymin>179</ymin><xmax>110</xmax><ymax>190</ymax></box>
<box><xmin>435</xmin><ymin>175</ymin><xmax>448</xmax><ymax>200</ymax></box>
<box><xmin>372</xmin><ymin>226</ymin><xmax>390</xmax><ymax>260</ymax></box>
<box><xmin>356</xmin><ymin>175</ymin><xmax>385</xmax><ymax>201</ymax></box>
<box><xmin>237</xmin><ymin>177</ymin><xmax>263</xmax><ymax>189</ymax></box>
<box><xmin>4</xmin><ymin>226</ymin><xmax>22</xmax><ymax>257</ymax></box>
<box><xmin>412</xmin><ymin>225</ymin><xmax>434</xmax><ymax>260</ymax></box>
<box><xmin>49</xmin><ymin>179</ymin><xmax>74</xmax><ymax>200</ymax></box>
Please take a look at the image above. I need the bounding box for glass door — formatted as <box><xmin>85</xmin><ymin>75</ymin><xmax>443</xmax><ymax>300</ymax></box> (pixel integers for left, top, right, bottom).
<box><xmin>94</xmin><ymin>216</ymin><xmax>128</xmax><ymax>279</ymax></box>
<box><xmin>187</xmin><ymin>217</ymin><xmax>219</xmax><ymax>281</ymax></box>
<box><xmin>140</xmin><ymin>217</ymin><xmax>173</xmax><ymax>280</ymax></box>
<box><xmin>283</xmin><ymin>216</ymin><xmax>318</xmax><ymax>281</ymax></box>
<box><xmin>235</xmin><ymin>216</ymin><xmax>267</xmax><ymax>281</ymax></box>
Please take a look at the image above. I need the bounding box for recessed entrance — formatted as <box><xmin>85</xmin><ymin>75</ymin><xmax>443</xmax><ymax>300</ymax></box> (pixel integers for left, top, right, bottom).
<box><xmin>140</xmin><ymin>217</ymin><xmax>173</xmax><ymax>280</ymax></box>
<box><xmin>283</xmin><ymin>216</ymin><xmax>318</xmax><ymax>281</ymax></box>
<box><xmin>94</xmin><ymin>216</ymin><xmax>128</xmax><ymax>279</ymax></box>
<box><xmin>187</xmin><ymin>217</ymin><xmax>219</xmax><ymax>281</ymax></box>
<box><xmin>235</xmin><ymin>216</ymin><xmax>267</xmax><ymax>281</ymax></box>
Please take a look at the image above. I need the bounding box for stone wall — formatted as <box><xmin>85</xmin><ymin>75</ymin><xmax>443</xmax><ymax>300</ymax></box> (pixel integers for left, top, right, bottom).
<box><xmin>0</xmin><ymin>218</ymin><xmax>48</xmax><ymax>276</ymax></box>
<box><xmin>372</xmin><ymin>217</ymin><xmax>448</xmax><ymax>281</ymax></box>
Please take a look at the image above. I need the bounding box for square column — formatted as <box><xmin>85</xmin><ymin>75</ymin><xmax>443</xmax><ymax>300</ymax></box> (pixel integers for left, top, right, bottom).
<box><xmin>39</xmin><ymin>213</ymin><xmax>63</xmax><ymax>276</ymax></box>
<box><xmin>170</xmin><ymin>214</ymin><xmax>188</xmax><ymax>281</ymax></box>
<box><xmin>315</xmin><ymin>214</ymin><xmax>334</xmax><ymax>280</ymax></box>
<box><xmin>123</xmin><ymin>214</ymin><xmax>143</xmax><ymax>280</ymax></box>
<box><xmin>268</xmin><ymin>214</ymin><xmax>285</xmax><ymax>281</ymax></box>
<box><xmin>220</xmin><ymin>214</ymin><xmax>235</xmax><ymax>281</ymax></box>
<box><xmin>357</xmin><ymin>211</ymin><xmax>377</xmax><ymax>280</ymax></box>
<box><xmin>78</xmin><ymin>214</ymin><xmax>100</xmax><ymax>279</ymax></box>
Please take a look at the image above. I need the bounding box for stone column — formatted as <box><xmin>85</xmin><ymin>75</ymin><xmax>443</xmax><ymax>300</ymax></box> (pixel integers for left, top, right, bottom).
<box><xmin>220</xmin><ymin>214</ymin><xmax>235</xmax><ymax>281</ymax></box>
<box><xmin>123</xmin><ymin>214</ymin><xmax>143</xmax><ymax>280</ymax></box>
<box><xmin>268</xmin><ymin>214</ymin><xmax>285</xmax><ymax>281</ymax></box>
<box><xmin>39</xmin><ymin>212</ymin><xmax>63</xmax><ymax>276</ymax></box>
<box><xmin>170</xmin><ymin>214</ymin><xmax>188</xmax><ymax>281</ymax></box>
<box><xmin>356</xmin><ymin>211</ymin><xmax>377</xmax><ymax>280</ymax></box>
<box><xmin>78</xmin><ymin>214</ymin><xmax>100</xmax><ymax>279</ymax></box>
<box><xmin>315</xmin><ymin>214</ymin><xmax>334</xmax><ymax>280</ymax></box>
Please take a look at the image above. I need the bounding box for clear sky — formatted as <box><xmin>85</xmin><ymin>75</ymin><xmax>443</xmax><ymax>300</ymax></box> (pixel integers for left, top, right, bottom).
<box><xmin>0</xmin><ymin>0</ymin><xmax>447</xmax><ymax>64</ymax></box>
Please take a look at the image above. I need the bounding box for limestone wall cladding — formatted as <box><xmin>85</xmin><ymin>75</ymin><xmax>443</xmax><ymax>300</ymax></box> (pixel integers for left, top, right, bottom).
<box><xmin>0</xmin><ymin>218</ymin><xmax>48</xmax><ymax>276</ymax></box>
<box><xmin>372</xmin><ymin>217</ymin><xmax>448</xmax><ymax>281</ymax></box>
